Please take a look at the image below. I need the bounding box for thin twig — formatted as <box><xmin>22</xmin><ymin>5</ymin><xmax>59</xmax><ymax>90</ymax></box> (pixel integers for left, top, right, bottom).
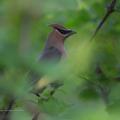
<box><xmin>91</xmin><ymin>0</ymin><xmax>117</xmax><ymax>40</ymax></box>
<box><xmin>2</xmin><ymin>98</ymin><xmax>15</xmax><ymax>120</ymax></box>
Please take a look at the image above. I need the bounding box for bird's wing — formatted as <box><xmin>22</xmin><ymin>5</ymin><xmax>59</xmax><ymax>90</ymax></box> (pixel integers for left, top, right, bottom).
<box><xmin>39</xmin><ymin>46</ymin><xmax>62</xmax><ymax>63</ymax></box>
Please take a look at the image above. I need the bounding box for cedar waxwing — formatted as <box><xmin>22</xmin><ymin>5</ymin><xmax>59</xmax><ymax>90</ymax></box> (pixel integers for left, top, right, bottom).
<box><xmin>31</xmin><ymin>24</ymin><xmax>76</xmax><ymax>96</ymax></box>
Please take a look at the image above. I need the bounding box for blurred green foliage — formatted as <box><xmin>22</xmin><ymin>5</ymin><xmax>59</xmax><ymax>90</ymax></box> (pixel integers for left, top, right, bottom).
<box><xmin>0</xmin><ymin>0</ymin><xmax>120</xmax><ymax>120</ymax></box>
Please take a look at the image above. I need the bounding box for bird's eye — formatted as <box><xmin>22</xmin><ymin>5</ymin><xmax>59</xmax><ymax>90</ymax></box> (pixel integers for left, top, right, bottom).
<box><xmin>56</xmin><ymin>28</ymin><xmax>72</xmax><ymax>35</ymax></box>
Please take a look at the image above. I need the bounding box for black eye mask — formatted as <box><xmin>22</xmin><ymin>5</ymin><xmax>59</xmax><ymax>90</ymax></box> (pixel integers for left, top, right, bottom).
<box><xmin>56</xmin><ymin>28</ymin><xmax>72</xmax><ymax>35</ymax></box>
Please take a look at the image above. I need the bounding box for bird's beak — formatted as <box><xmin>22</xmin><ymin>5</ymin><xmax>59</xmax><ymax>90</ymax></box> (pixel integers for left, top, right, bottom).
<box><xmin>70</xmin><ymin>30</ymin><xmax>76</xmax><ymax>35</ymax></box>
<box><xmin>64</xmin><ymin>30</ymin><xmax>76</xmax><ymax>38</ymax></box>
<box><xmin>68</xmin><ymin>30</ymin><xmax>76</xmax><ymax>36</ymax></box>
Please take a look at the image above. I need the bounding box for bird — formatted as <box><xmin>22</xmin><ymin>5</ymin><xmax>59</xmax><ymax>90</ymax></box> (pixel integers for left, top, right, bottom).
<box><xmin>28</xmin><ymin>24</ymin><xmax>76</xmax><ymax>120</ymax></box>
<box><xmin>30</xmin><ymin>24</ymin><xmax>76</xmax><ymax>97</ymax></box>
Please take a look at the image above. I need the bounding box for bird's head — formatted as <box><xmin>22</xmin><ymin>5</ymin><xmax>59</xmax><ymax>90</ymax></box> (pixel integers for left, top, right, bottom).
<box><xmin>50</xmin><ymin>24</ymin><xmax>76</xmax><ymax>39</ymax></box>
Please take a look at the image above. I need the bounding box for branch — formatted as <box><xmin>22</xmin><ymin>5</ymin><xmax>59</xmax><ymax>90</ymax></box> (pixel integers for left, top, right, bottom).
<box><xmin>2</xmin><ymin>98</ymin><xmax>15</xmax><ymax>120</ymax></box>
<box><xmin>91</xmin><ymin>0</ymin><xmax>117</xmax><ymax>40</ymax></box>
